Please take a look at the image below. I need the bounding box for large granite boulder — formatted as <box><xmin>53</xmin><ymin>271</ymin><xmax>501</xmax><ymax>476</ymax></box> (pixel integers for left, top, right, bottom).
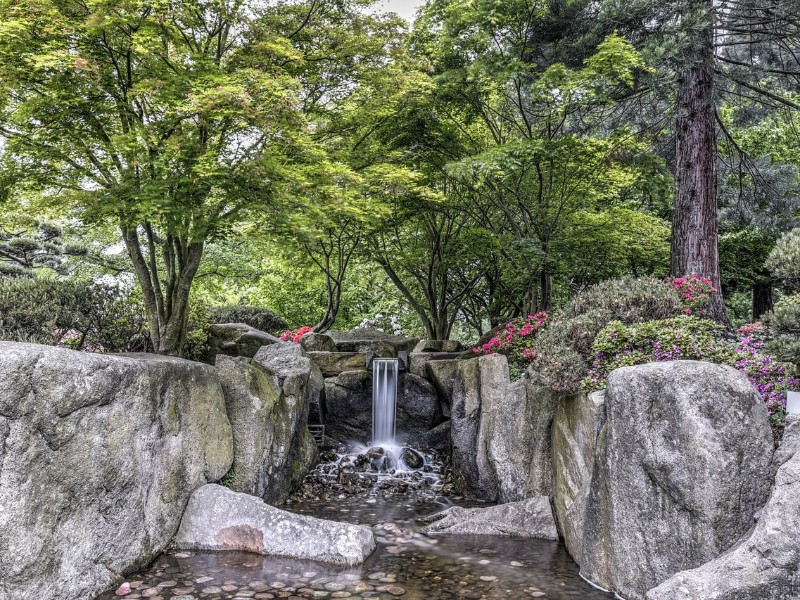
<box><xmin>324</xmin><ymin>371</ymin><xmax>445</xmax><ymax>444</ymax></box>
<box><xmin>254</xmin><ymin>342</ymin><xmax>325</xmax><ymax>431</ymax></box>
<box><xmin>578</xmin><ymin>361</ymin><xmax>774</xmax><ymax>600</ymax></box>
<box><xmin>216</xmin><ymin>355</ymin><xmax>318</xmax><ymax>505</ymax></box>
<box><xmin>426</xmin><ymin>358</ymin><xmax>460</xmax><ymax>417</ymax></box>
<box><xmin>551</xmin><ymin>391</ymin><xmax>606</xmax><ymax>561</ymax></box>
<box><xmin>408</xmin><ymin>351</ymin><xmax>463</xmax><ymax>378</ymax></box>
<box><xmin>324</xmin><ymin>369</ymin><xmax>372</xmax><ymax>442</ymax></box>
<box><xmin>450</xmin><ymin>354</ymin><xmax>508</xmax><ymax>501</ymax></box>
<box><xmin>201</xmin><ymin>322</ymin><xmax>279</xmax><ymax>363</ymax></box>
<box><xmin>489</xmin><ymin>377</ymin><xmax>559</xmax><ymax>502</ymax></box>
<box><xmin>175</xmin><ymin>484</ymin><xmax>375</xmax><ymax>565</ymax></box>
<box><xmin>420</xmin><ymin>496</ymin><xmax>558</xmax><ymax>539</ymax></box>
<box><xmin>328</xmin><ymin>328</ymin><xmax>418</xmax><ymax>356</ymax></box>
<box><xmin>646</xmin><ymin>415</ymin><xmax>800</xmax><ymax>600</ymax></box>
<box><xmin>0</xmin><ymin>343</ymin><xmax>233</xmax><ymax>600</ymax></box>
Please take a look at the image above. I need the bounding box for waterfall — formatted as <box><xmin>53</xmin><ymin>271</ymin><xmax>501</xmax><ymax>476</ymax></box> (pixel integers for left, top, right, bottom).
<box><xmin>372</xmin><ymin>358</ymin><xmax>399</xmax><ymax>445</ymax></box>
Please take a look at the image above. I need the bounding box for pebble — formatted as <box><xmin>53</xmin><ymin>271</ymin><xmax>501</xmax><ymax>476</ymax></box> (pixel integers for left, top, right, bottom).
<box><xmin>479</xmin><ymin>575</ymin><xmax>497</xmax><ymax>581</ymax></box>
<box><xmin>114</xmin><ymin>583</ymin><xmax>131</xmax><ymax>596</ymax></box>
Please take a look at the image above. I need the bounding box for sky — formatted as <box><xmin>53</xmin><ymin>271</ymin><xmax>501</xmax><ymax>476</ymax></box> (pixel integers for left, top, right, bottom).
<box><xmin>381</xmin><ymin>0</ymin><xmax>425</xmax><ymax>23</ymax></box>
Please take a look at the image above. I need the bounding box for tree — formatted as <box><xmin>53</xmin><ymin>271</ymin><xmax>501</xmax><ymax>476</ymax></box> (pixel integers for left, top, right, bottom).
<box><xmin>0</xmin><ymin>222</ymin><xmax>86</xmax><ymax>277</ymax></box>
<box><xmin>0</xmin><ymin>0</ymin><xmax>400</xmax><ymax>354</ymax></box>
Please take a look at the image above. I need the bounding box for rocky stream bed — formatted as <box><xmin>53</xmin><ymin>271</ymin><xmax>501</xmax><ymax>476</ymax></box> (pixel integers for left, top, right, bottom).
<box><xmin>98</xmin><ymin>445</ymin><xmax>611</xmax><ymax>600</ymax></box>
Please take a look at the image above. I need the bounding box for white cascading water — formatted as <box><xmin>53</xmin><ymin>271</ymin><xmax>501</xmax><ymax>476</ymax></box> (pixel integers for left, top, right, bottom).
<box><xmin>372</xmin><ymin>358</ymin><xmax>399</xmax><ymax>445</ymax></box>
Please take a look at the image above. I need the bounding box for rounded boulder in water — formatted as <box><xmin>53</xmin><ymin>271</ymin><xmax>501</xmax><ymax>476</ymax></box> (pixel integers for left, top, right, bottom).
<box><xmin>401</xmin><ymin>448</ymin><xmax>424</xmax><ymax>470</ymax></box>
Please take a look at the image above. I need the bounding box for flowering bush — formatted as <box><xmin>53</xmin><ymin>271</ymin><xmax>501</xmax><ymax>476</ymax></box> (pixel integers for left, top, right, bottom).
<box><xmin>664</xmin><ymin>274</ymin><xmax>715</xmax><ymax>316</ymax></box>
<box><xmin>280</xmin><ymin>325</ymin><xmax>314</xmax><ymax>343</ymax></box>
<box><xmin>583</xmin><ymin>316</ymin><xmax>798</xmax><ymax>425</ymax></box>
<box><xmin>472</xmin><ymin>312</ymin><xmax>548</xmax><ymax>378</ymax></box>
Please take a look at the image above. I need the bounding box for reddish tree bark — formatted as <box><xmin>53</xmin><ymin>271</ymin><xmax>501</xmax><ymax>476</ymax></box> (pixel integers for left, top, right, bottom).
<box><xmin>671</xmin><ymin>0</ymin><xmax>729</xmax><ymax>324</ymax></box>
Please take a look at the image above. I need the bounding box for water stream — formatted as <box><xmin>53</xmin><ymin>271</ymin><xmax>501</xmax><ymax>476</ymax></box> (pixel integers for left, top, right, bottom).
<box><xmin>372</xmin><ymin>358</ymin><xmax>399</xmax><ymax>445</ymax></box>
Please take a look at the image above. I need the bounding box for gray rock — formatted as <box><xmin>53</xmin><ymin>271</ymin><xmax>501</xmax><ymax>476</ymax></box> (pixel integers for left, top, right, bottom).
<box><xmin>396</xmin><ymin>372</ymin><xmax>444</xmax><ymax>433</ymax></box>
<box><xmin>324</xmin><ymin>370</ymin><xmax>373</xmax><ymax>443</ymax></box>
<box><xmin>450</xmin><ymin>354</ymin><xmax>508</xmax><ymax>501</ymax></box>
<box><xmin>175</xmin><ymin>484</ymin><xmax>375</xmax><ymax>565</ymax></box>
<box><xmin>0</xmin><ymin>342</ymin><xmax>233</xmax><ymax>600</ymax></box>
<box><xmin>324</xmin><ymin>371</ymin><xmax>445</xmax><ymax>444</ymax></box>
<box><xmin>327</xmin><ymin>329</ymin><xmax>418</xmax><ymax>356</ymax></box>
<box><xmin>488</xmin><ymin>377</ymin><xmax>559</xmax><ymax>502</ymax></box>
<box><xmin>412</xmin><ymin>339</ymin><xmax>465</xmax><ymax>353</ymax></box>
<box><xmin>420</xmin><ymin>497</ymin><xmax>557</xmax><ymax>539</ymax></box>
<box><xmin>406</xmin><ymin>420</ymin><xmax>450</xmax><ymax>452</ymax></box>
<box><xmin>579</xmin><ymin>361</ymin><xmax>774</xmax><ymax>600</ymax></box>
<box><xmin>300</xmin><ymin>332</ymin><xmax>337</xmax><ymax>352</ymax></box>
<box><xmin>254</xmin><ymin>342</ymin><xmax>325</xmax><ymax>440</ymax></box>
<box><xmin>307</xmin><ymin>351</ymin><xmax>368</xmax><ymax>377</ymax></box>
<box><xmin>215</xmin><ymin>355</ymin><xmax>317</xmax><ymax>505</ymax></box>
<box><xmin>551</xmin><ymin>391</ymin><xmax>605</xmax><ymax>561</ymax></box>
<box><xmin>426</xmin><ymin>359</ymin><xmax>461</xmax><ymax>416</ymax></box>
<box><xmin>408</xmin><ymin>352</ymin><xmax>463</xmax><ymax>378</ymax></box>
<box><xmin>646</xmin><ymin>415</ymin><xmax>800</xmax><ymax>600</ymax></box>
<box><xmin>202</xmin><ymin>323</ymin><xmax>279</xmax><ymax>363</ymax></box>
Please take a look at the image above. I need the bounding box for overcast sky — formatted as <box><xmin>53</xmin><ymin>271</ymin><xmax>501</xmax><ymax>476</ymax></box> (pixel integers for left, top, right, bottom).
<box><xmin>382</xmin><ymin>0</ymin><xmax>425</xmax><ymax>23</ymax></box>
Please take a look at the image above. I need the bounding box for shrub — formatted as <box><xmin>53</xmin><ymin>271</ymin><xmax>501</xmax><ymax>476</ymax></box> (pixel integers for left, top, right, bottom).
<box><xmin>584</xmin><ymin>316</ymin><xmax>798</xmax><ymax>426</ymax></box>
<box><xmin>280</xmin><ymin>326</ymin><xmax>314</xmax><ymax>343</ymax></box>
<box><xmin>529</xmin><ymin>276</ymin><xmax>681</xmax><ymax>392</ymax></box>
<box><xmin>0</xmin><ymin>276</ymin><xmax>147</xmax><ymax>352</ymax></box>
<box><xmin>664</xmin><ymin>274</ymin><xmax>715</xmax><ymax>316</ymax></box>
<box><xmin>763</xmin><ymin>294</ymin><xmax>800</xmax><ymax>368</ymax></box>
<box><xmin>208</xmin><ymin>305</ymin><xmax>289</xmax><ymax>335</ymax></box>
<box><xmin>471</xmin><ymin>312</ymin><xmax>548</xmax><ymax>379</ymax></box>
<box><xmin>766</xmin><ymin>227</ymin><xmax>800</xmax><ymax>288</ymax></box>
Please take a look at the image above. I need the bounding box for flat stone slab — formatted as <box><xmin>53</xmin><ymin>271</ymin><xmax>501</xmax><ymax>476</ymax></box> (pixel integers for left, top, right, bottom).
<box><xmin>307</xmin><ymin>351</ymin><xmax>368</xmax><ymax>377</ymax></box>
<box><xmin>175</xmin><ymin>485</ymin><xmax>375</xmax><ymax>565</ymax></box>
<box><xmin>420</xmin><ymin>496</ymin><xmax>558</xmax><ymax>540</ymax></box>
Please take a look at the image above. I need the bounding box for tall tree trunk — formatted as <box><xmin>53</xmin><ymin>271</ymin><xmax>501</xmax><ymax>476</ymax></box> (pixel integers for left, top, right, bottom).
<box><xmin>672</xmin><ymin>0</ymin><xmax>728</xmax><ymax>324</ymax></box>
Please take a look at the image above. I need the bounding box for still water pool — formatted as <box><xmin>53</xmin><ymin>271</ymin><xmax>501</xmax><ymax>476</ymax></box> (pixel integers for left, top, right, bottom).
<box><xmin>97</xmin><ymin>496</ymin><xmax>611</xmax><ymax>600</ymax></box>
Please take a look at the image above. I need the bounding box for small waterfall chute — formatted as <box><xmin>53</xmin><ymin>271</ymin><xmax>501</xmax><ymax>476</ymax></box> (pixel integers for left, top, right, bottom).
<box><xmin>372</xmin><ymin>358</ymin><xmax>399</xmax><ymax>445</ymax></box>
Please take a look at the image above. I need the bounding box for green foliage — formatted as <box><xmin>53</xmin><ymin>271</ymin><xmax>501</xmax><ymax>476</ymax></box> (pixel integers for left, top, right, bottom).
<box><xmin>208</xmin><ymin>305</ymin><xmax>288</xmax><ymax>335</ymax></box>
<box><xmin>764</xmin><ymin>294</ymin><xmax>800</xmax><ymax>368</ymax></box>
<box><xmin>766</xmin><ymin>228</ymin><xmax>800</xmax><ymax>288</ymax></box>
<box><xmin>585</xmin><ymin>316</ymin><xmax>731</xmax><ymax>389</ymax></box>
<box><xmin>0</xmin><ymin>276</ymin><xmax>146</xmax><ymax>352</ymax></box>
<box><xmin>0</xmin><ymin>222</ymin><xmax>86</xmax><ymax>276</ymax></box>
<box><xmin>530</xmin><ymin>276</ymin><xmax>680</xmax><ymax>392</ymax></box>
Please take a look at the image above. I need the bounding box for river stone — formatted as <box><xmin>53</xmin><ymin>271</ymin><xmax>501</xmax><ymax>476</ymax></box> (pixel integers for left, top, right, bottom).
<box><xmin>420</xmin><ymin>497</ymin><xmax>558</xmax><ymax>539</ymax></box>
<box><xmin>175</xmin><ymin>484</ymin><xmax>375</xmax><ymax>565</ymax></box>
<box><xmin>215</xmin><ymin>355</ymin><xmax>317</xmax><ymax>505</ymax></box>
<box><xmin>646</xmin><ymin>414</ymin><xmax>800</xmax><ymax>600</ymax></box>
<box><xmin>202</xmin><ymin>323</ymin><xmax>279</xmax><ymax>363</ymax></box>
<box><xmin>450</xmin><ymin>354</ymin><xmax>508</xmax><ymax>501</ymax></box>
<box><xmin>579</xmin><ymin>361</ymin><xmax>774</xmax><ymax>600</ymax></box>
<box><xmin>307</xmin><ymin>351</ymin><xmax>368</xmax><ymax>377</ymax></box>
<box><xmin>300</xmin><ymin>333</ymin><xmax>337</xmax><ymax>353</ymax></box>
<box><xmin>0</xmin><ymin>342</ymin><xmax>233</xmax><ymax>600</ymax></box>
<box><xmin>489</xmin><ymin>377</ymin><xmax>559</xmax><ymax>502</ymax></box>
<box><xmin>551</xmin><ymin>390</ymin><xmax>605</xmax><ymax>560</ymax></box>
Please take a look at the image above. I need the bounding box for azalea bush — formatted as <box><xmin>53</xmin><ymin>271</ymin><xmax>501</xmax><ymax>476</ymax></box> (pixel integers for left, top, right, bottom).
<box><xmin>472</xmin><ymin>312</ymin><xmax>548</xmax><ymax>378</ymax></box>
<box><xmin>664</xmin><ymin>274</ymin><xmax>715</xmax><ymax>316</ymax></box>
<box><xmin>280</xmin><ymin>325</ymin><xmax>314</xmax><ymax>343</ymax></box>
<box><xmin>584</xmin><ymin>316</ymin><xmax>798</xmax><ymax>425</ymax></box>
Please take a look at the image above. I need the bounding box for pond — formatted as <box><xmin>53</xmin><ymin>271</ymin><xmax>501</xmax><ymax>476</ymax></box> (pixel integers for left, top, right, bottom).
<box><xmin>97</xmin><ymin>495</ymin><xmax>612</xmax><ymax>600</ymax></box>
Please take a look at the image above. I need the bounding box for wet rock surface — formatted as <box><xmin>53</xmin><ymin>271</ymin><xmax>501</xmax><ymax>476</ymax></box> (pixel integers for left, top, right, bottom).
<box><xmin>98</xmin><ymin>494</ymin><xmax>613</xmax><ymax>600</ymax></box>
